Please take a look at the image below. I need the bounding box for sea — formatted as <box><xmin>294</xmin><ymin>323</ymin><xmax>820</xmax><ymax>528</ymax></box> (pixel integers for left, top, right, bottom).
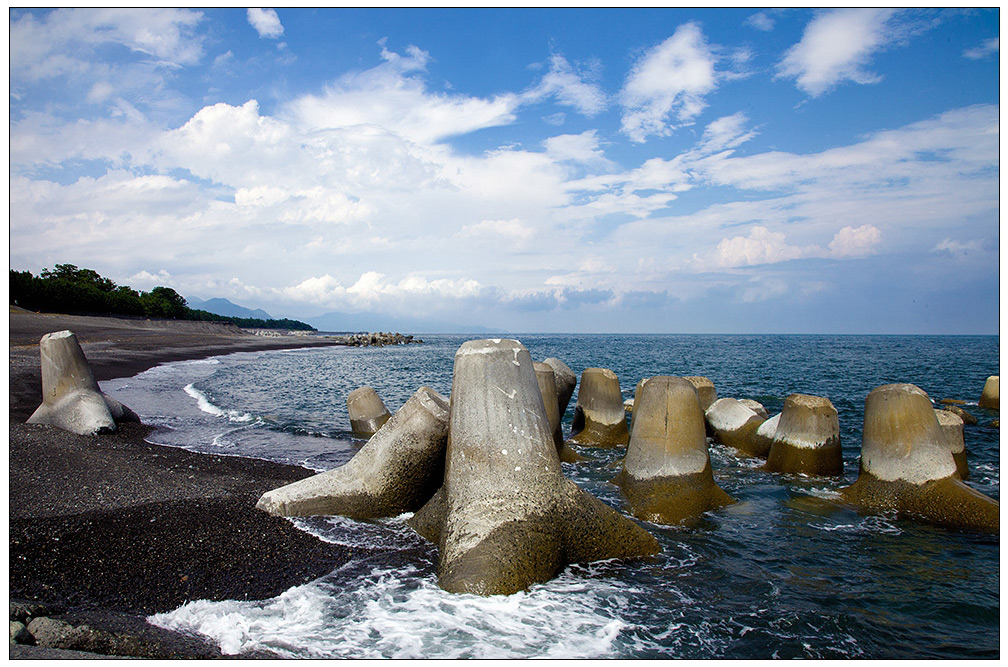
<box><xmin>98</xmin><ymin>333</ymin><xmax>1000</xmax><ymax>659</ymax></box>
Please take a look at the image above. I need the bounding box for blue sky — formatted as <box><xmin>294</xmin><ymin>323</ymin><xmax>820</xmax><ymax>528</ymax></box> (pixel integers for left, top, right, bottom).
<box><xmin>9</xmin><ymin>8</ymin><xmax>1000</xmax><ymax>333</ymax></box>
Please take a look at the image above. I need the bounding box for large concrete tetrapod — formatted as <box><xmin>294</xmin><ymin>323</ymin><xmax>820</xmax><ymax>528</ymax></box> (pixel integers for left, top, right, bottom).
<box><xmin>542</xmin><ymin>357</ymin><xmax>577</xmax><ymax>417</ymax></box>
<box><xmin>840</xmin><ymin>383</ymin><xmax>997</xmax><ymax>533</ymax></box>
<box><xmin>568</xmin><ymin>368</ymin><xmax>630</xmax><ymax>448</ymax></box>
<box><xmin>979</xmin><ymin>375</ymin><xmax>998</xmax><ymax>410</ymax></box>
<box><xmin>258</xmin><ymin>387</ymin><xmax>449</xmax><ymax>518</ymax></box>
<box><xmin>533</xmin><ymin>362</ymin><xmax>583</xmax><ymax>463</ymax></box>
<box><xmin>415</xmin><ymin>339</ymin><xmax>659</xmax><ymax>596</ymax></box>
<box><xmin>764</xmin><ymin>394</ymin><xmax>842</xmax><ymax>476</ymax></box>
<box><xmin>935</xmin><ymin>409</ymin><xmax>968</xmax><ymax>480</ymax></box>
<box><xmin>684</xmin><ymin>376</ymin><xmax>718</xmax><ymax>412</ymax></box>
<box><xmin>614</xmin><ymin>377</ymin><xmax>734</xmax><ymax>525</ymax></box>
<box><xmin>705</xmin><ymin>398</ymin><xmax>768</xmax><ymax>458</ymax></box>
<box><xmin>347</xmin><ymin>386</ymin><xmax>391</xmax><ymax>436</ymax></box>
<box><xmin>27</xmin><ymin>330</ymin><xmax>139</xmax><ymax>435</ymax></box>
<box><xmin>627</xmin><ymin>377</ymin><xmax>649</xmax><ymax>437</ymax></box>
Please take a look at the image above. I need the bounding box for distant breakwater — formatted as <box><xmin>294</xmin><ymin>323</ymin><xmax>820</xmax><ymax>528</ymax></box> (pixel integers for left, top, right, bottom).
<box><xmin>246</xmin><ymin>329</ymin><xmax>422</xmax><ymax>347</ymax></box>
<box><xmin>335</xmin><ymin>332</ymin><xmax>423</xmax><ymax>347</ymax></box>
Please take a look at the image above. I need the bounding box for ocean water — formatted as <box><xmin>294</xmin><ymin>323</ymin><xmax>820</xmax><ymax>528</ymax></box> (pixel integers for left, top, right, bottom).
<box><xmin>100</xmin><ymin>334</ymin><xmax>1000</xmax><ymax>659</ymax></box>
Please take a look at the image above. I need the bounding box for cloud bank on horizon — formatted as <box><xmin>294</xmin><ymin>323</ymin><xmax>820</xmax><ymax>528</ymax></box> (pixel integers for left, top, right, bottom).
<box><xmin>9</xmin><ymin>8</ymin><xmax>999</xmax><ymax>333</ymax></box>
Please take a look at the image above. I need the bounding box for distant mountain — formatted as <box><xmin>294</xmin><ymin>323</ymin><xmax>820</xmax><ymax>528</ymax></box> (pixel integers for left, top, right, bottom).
<box><xmin>306</xmin><ymin>310</ymin><xmax>498</xmax><ymax>334</ymax></box>
<box><xmin>187</xmin><ymin>296</ymin><xmax>273</xmax><ymax>320</ymax></box>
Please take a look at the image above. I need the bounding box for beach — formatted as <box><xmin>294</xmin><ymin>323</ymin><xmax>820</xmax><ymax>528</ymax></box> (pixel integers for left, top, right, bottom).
<box><xmin>9</xmin><ymin>308</ymin><xmax>355</xmax><ymax>658</ymax></box>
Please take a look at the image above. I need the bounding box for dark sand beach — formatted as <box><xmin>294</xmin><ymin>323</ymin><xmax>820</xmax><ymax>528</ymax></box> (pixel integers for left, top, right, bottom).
<box><xmin>9</xmin><ymin>308</ymin><xmax>357</xmax><ymax>658</ymax></box>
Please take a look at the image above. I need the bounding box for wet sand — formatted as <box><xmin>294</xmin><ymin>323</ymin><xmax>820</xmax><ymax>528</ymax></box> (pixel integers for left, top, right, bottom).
<box><xmin>8</xmin><ymin>308</ymin><xmax>359</xmax><ymax>658</ymax></box>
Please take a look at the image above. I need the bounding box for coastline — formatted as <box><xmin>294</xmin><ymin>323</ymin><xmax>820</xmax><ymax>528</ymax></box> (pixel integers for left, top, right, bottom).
<box><xmin>8</xmin><ymin>309</ymin><xmax>358</xmax><ymax>658</ymax></box>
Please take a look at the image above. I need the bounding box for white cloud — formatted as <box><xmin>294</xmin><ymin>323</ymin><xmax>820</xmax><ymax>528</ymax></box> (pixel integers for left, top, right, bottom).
<box><xmin>933</xmin><ymin>237</ymin><xmax>983</xmax><ymax>257</ymax></box>
<box><xmin>619</xmin><ymin>22</ymin><xmax>719</xmax><ymax>142</ymax></box>
<box><xmin>705</xmin><ymin>226</ymin><xmax>819</xmax><ymax>269</ymax></box>
<box><xmin>457</xmin><ymin>219</ymin><xmax>536</xmax><ymax>249</ymax></box>
<box><xmin>828</xmin><ymin>224</ymin><xmax>881</xmax><ymax>258</ymax></box>
<box><xmin>286</xmin><ymin>44</ymin><xmax>521</xmax><ymax>145</ymax></box>
<box><xmin>694</xmin><ymin>112</ymin><xmax>757</xmax><ymax>155</ymax></box>
<box><xmin>777</xmin><ymin>8</ymin><xmax>898</xmax><ymax>97</ymax></box>
<box><xmin>127</xmin><ymin>269</ymin><xmax>174</xmax><ymax>289</ymax></box>
<box><xmin>963</xmin><ymin>37</ymin><xmax>999</xmax><ymax>60</ymax></box>
<box><xmin>247</xmin><ymin>8</ymin><xmax>284</xmax><ymax>39</ymax></box>
<box><xmin>543</xmin><ymin>130</ymin><xmax>611</xmax><ymax>166</ymax></box>
<box><xmin>525</xmin><ymin>54</ymin><xmax>607</xmax><ymax>116</ymax></box>
<box><xmin>745</xmin><ymin>12</ymin><xmax>775</xmax><ymax>32</ymax></box>
<box><xmin>11</xmin><ymin>8</ymin><xmax>204</xmax><ymax>82</ymax></box>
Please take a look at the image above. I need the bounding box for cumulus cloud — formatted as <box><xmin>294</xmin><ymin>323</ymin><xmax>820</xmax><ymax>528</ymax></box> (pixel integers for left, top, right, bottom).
<box><xmin>777</xmin><ymin>8</ymin><xmax>898</xmax><ymax>96</ymax></box>
<box><xmin>694</xmin><ymin>223</ymin><xmax>880</xmax><ymax>270</ymax></box>
<box><xmin>619</xmin><ymin>22</ymin><xmax>719</xmax><ymax>142</ymax></box>
<box><xmin>828</xmin><ymin>224</ymin><xmax>881</xmax><ymax>258</ymax></box>
<box><xmin>247</xmin><ymin>8</ymin><xmax>284</xmax><ymax>39</ymax></box>
<box><xmin>280</xmin><ymin>271</ymin><xmax>492</xmax><ymax>313</ymax></box>
<box><xmin>705</xmin><ymin>226</ymin><xmax>818</xmax><ymax>269</ymax></box>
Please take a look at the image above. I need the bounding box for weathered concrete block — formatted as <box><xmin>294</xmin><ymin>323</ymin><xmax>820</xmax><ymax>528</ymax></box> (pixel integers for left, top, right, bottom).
<box><xmin>841</xmin><ymin>383</ymin><xmax>997</xmax><ymax>533</ymax></box>
<box><xmin>979</xmin><ymin>375</ymin><xmax>998</xmax><ymax>410</ymax></box>
<box><xmin>346</xmin><ymin>386</ymin><xmax>391</xmax><ymax>436</ymax></box>
<box><xmin>935</xmin><ymin>408</ymin><xmax>968</xmax><ymax>480</ymax></box>
<box><xmin>568</xmin><ymin>367</ymin><xmax>630</xmax><ymax>448</ymax></box>
<box><xmin>258</xmin><ymin>387</ymin><xmax>449</xmax><ymax>518</ymax></box>
<box><xmin>705</xmin><ymin>397</ymin><xmax>768</xmax><ymax>458</ymax></box>
<box><xmin>627</xmin><ymin>377</ymin><xmax>649</xmax><ymax>437</ymax></box>
<box><xmin>542</xmin><ymin>357</ymin><xmax>577</xmax><ymax>418</ymax></box>
<box><xmin>26</xmin><ymin>330</ymin><xmax>128</xmax><ymax>435</ymax></box>
<box><xmin>413</xmin><ymin>339</ymin><xmax>658</xmax><ymax>596</ymax></box>
<box><xmin>943</xmin><ymin>404</ymin><xmax>978</xmax><ymax>425</ymax></box>
<box><xmin>614</xmin><ymin>376</ymin><xmax>734</xmax><ymax>525</ymax></box>
<box><xmin>683</xmin><ymin>376</ymin><xmax>718</xmax><ymax>412</ymax></box>
<box><xmin>739</xmin><ymin>399</ymin><xmax>769</xmax><ymax>420</ymax></box>
<box><xmin>533</xmin><ymin>362</ymin><xmax>582</xmax><ymax>463</ymax></box>
<box><xmin>765</xmin><ymin>394</ymin><xmax>842</xmax><ymax>476</ymax></box>
<box><xmin>750</xmin><ymin>413</ymin><xmax>780</xmax><ymax>459</ymax></box>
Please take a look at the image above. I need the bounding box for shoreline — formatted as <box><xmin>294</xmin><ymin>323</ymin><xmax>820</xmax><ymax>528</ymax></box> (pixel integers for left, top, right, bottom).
<box><xmin>8</xmin><ymin>309</ymin><xmax>362</xmax><ymax>658</ymax></box>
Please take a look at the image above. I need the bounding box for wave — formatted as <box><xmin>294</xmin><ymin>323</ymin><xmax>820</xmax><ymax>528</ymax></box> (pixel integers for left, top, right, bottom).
<box><xmin>148</xmin><ymin>563</ymin><xmax>633</xmax><ymax>659</ymax></box>
<box><xmin>183</xmin><ymin>384</ymin><xmax>256</xmax><ymax>423</ymax></box>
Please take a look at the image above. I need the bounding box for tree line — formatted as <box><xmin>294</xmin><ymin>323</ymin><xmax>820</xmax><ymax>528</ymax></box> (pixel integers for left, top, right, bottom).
<box><xmin>9</xmin><ymin>264</ymin><xmax>316</xmax><ymax>331</ymax></box>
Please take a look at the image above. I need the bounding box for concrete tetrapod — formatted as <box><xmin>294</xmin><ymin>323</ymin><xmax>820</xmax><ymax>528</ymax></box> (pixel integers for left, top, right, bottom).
<box><xmin>627</xmin><ymin>377</ymin><xmax>650</xmax><ymax>437</ymax></box>
<box><xmin>684</xmin><ymin>376</ymin><xmax>718</xmax><ymax>412</ymax></box>
<box><xmin>533</xmin><ymin>362</ymin><xmax>583</xmax><ymax>463</ymax></box>
<box><xmin>705</xmin><ymin>398</ymin><xmax>768</xmax><ymax>458</ymax></box>
<box><xmin>840</xmin><ymin>383</ymin><xmax>997</xmax><ymax>533</ymax></box>
<box><xmin>27</xmin><ymin>330</ymin><xmax>139</xmax><ymax>435</ymax></box>
<box><xmin>542</xmin><ymin>357</ymin><xmax>577</xmax><ymax>418</ymax></box>
<box><xmin>347</xmin><ymin>386</ymin><xmax>391</xmax><ymax>436</ymax></box>
<box><xmin>979</xmin><ymin>375</ymin><xmax>998</xmax><ymax>410</ymax></box>
<box><xmin>568</xmin><ymin>367</ymin><xmax>630</xmax><ymax>448</ymax></box>
<box><xmin>257</xmin><ymin>387</ymin><xmax>450</xmax><ymax>518</ymax></box>
<box><xmin>411</xmin><ymin>339</ymin><xmax>659</xmax><ymax>596</ymax></box>
<box><xmin>750</xmin><ymin>414</ymin><xmax>780</xmax><ymax>459</ymax></box>
<box><xmin>614</xmin><ymin>376</ymin><xmax>735</xmax><ymax>526</ymax></box>
<box><xmin>765</xmin><ymin>394</ymin><xmax>843</xmax><ymax>476</ymax></box>
<box><xmin>935</xmin><ymin>409</ymin><xmax>968</xmax><ymax>480</ymax></box>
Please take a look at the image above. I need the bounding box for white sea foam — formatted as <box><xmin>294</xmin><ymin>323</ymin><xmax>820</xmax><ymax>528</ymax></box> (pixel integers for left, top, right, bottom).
<box><xmin>149</xmin><ymin>563</ymin><xmax>632</xmax><ymax>659</ymax></box>
<box><xmin>289</xmin><ymin>514</ymin><xmax>424</xmax><ymax>552</ymax></box>
<box><xmin>184</xmin><ymin>384</ymin><xmax>255</xmax><ymax>423</ymax></box>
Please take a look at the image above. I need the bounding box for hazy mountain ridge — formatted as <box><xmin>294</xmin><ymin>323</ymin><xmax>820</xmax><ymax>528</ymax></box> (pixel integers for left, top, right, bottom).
<box><xmin>187</xmin><ymin>297</ymin><xmax>273</xmax><ymax>321</ymax></box>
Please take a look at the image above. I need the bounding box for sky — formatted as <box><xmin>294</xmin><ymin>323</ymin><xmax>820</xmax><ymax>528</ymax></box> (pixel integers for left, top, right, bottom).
<box><xmin>8</xmin><ymin>7</ymin><xmax>1001</xmax><ymax>333</ymax></box>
